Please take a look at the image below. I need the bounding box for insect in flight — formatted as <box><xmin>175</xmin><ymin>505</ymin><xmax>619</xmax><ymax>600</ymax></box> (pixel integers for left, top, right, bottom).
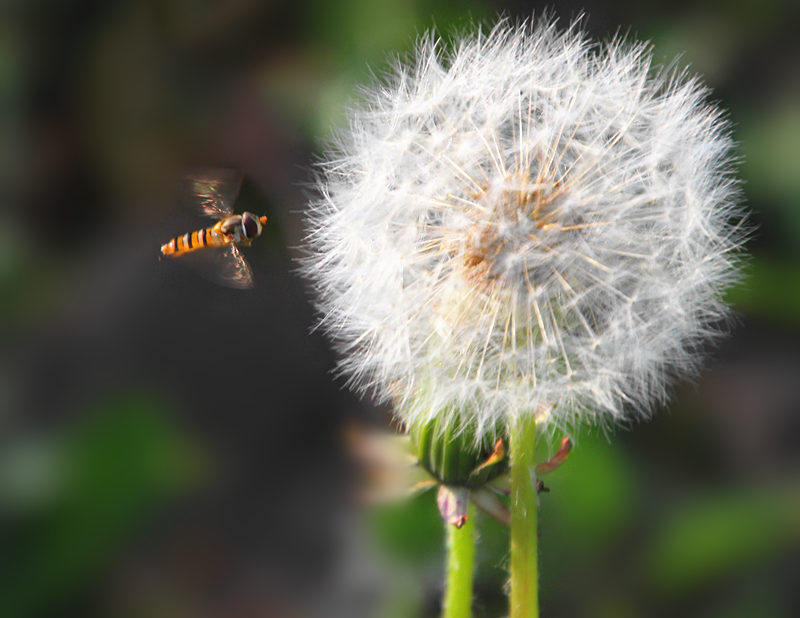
<box><xmin>160</xmin><ymin>169</ymin><xmax>267</xmax><ymax>289</ymax></box>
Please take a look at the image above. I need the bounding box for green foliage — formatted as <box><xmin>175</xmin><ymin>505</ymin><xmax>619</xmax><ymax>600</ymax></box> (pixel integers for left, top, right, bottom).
<box><xmin>540</xmin><ymin>430</ymin><xmax>637</xmax><ymax>553</ymax></box>
<box><xmin>294</xmin><ymin>0</ymin><xmax>489</xmax><ymax>138</ymax></box>
<box><xmin>0</xmin><ymin>394</ymin><xmax>200</xmax><ymax>618</ymax></box>
<box><xmin>369</xmin><ymin>493</ymin><xmax>444</xmax><ymax>563</ymax></box>
<box><xmin>646</xmin><ymin>486</ymin><xmax>800</xmax><ymax>594</ymax></box>
<box><xmin>726</xmin><ymin>257</ymin><xmax>800</xmax><ymax>323</ymax></box>
<box><xmin>740</xmin><ymin>95</ymin><xmax>800</xmax><ymax>247</ymax></box>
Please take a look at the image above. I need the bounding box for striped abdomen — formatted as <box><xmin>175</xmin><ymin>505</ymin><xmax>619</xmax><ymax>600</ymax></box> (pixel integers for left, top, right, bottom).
<box><xmin>161</xmin><ymin>225</ymin><xmax>227</xmax><ymax>258</ymax></box>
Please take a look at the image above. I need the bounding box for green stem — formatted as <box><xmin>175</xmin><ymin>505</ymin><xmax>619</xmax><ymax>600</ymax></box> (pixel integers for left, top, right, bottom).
<box><xmin>443</xmin><ymin>502</ymin><xmax>476</xmax><ymax>618</ymax></box>
<box><xmin>509</xmin><ymin>416</ymin><xmax>539</xmax><ymax>618</ymax></box>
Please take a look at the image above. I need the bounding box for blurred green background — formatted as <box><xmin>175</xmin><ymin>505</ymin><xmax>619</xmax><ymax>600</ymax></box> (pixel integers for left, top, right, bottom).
<box><xmin>1</xmin><ymin>1</ymin><xmax>798</xmax><ymax>617</ymax></box>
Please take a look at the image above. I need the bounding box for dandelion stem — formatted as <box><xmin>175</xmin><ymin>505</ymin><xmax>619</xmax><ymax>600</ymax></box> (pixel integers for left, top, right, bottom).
<box><xmin>443</xmin><ymin>503</ymin><xmax>476</xmax><ymax>618</ymax></box>
<box><xmin>509</xmin><ymin>416</ymin><xmax>539</xmax><ymax>618</ymax></box>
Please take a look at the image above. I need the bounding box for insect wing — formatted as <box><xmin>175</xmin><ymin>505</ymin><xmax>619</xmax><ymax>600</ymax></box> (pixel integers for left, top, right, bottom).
<box><xmin>183</xmin><ymin>168</ymin><xmax>243</xmax><ymax>219</ymax></box>
<box><xmin>173</xmin><ymin>243</ymin><xmax>254</xmax><ymax>289</ymax></box>
<box><xmin>169</xmin><ymin>243</ymin><xmax>254</xmax><ymax>289</ymax></box>
<box><xmin>211</xmin><ymin>243</ymin><xmax>254</xmax><ymax>289</ymax></box>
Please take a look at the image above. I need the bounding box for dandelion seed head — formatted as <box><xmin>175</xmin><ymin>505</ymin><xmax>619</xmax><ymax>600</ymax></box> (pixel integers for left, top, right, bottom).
<box><xmin>303</xmin><ymin>17</ymin><xmax>746</xmax><ymax>438</ymax></box>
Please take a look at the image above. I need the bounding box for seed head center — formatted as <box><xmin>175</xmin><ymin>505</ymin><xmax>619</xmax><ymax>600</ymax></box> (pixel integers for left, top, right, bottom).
<box><xmin>456</xmin><ymin>175</ymin><xmax>569</xmax><ymax>289</ymax></box>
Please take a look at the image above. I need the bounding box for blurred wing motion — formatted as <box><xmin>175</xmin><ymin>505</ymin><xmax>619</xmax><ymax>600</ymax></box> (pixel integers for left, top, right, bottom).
<box><xmin>183</xmin><ymin>168</ymin><xmax>243</xmax><ymax>219</ymax></box>
<box><xmin>213</xmin><ymin>244</ymin><xmax>254</xmax><ymax>289</ymax></box>
<box><xmin>172</xmin><ymin>241</ymin><xmax>254</xmax><ymax>289</ymax></box>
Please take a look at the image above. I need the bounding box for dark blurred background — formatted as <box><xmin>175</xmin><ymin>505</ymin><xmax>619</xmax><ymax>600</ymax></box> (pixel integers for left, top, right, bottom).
<box><xmin>1</xmin><ymin>1</ymin><xmax>798</xmax><ymax>617</ymax></box>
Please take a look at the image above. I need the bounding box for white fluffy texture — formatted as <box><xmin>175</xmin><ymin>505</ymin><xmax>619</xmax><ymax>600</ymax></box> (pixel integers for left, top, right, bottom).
<box><xmin>303</xmin><ymin>19</ymin><xmax>745</xmax><ymax>438</ymax></box>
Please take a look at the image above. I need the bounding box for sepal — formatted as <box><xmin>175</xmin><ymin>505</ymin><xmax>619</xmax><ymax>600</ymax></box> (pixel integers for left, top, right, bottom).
<box><xmin>471</xmin><ymin>488</ymin><xmax>511</xmax><ymax>526</ymax></box>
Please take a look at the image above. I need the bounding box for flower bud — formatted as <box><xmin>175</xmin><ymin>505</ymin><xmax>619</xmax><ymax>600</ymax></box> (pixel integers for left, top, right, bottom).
<box><xmin>410</xmin><ymin>414</ymin><xmax>508</xmax><ymax>488</ymax></box>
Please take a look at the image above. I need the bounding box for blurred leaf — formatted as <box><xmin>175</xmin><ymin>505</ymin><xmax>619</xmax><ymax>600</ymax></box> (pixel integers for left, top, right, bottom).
<box><xmin>377</xmin><ymin>583</ymin><xmax>425</xmax><ymax>618</ymax></box>
<box><xmin>741</xmin><ymin>95</ymin><xmax>800</xmax><ymax>201</ymax></box>
<box><xmin>307</xmin><ymin>0</ymin><xmax>418</xmax><ymax>55</ymax></box>
<box><xmin>368</xmin><ymin>492</ymin><xmax>443</xmax><ymax>618</ymax></box>
<box><xmin>369</xmin><ymin>491</ymin><xmax>443</xmax><ymax>563</ymax></box>
<box><xmin>647</xmin><ymin>15</ymin><xmax>744</xmax><ymax>83</ymax></box>
<box><xmin>0</xmin><ymin>394</ymin><xmax>201</xmax><ymax>617</ymax></box>
<box><xmin>646</xmin><ymin>2</ymin><xmax>785</xmax><ymax>83</ymax></box>
<box><xmin>704</xmin><ymin>574</ymin><xmax>784</xmax><ymax>618</ymax></box>
<box><xmin>739</xmin><ymin>94</ymin><xmax>800</xmax><ymax>250</ymax></box>
<box><xmin>646</xmin><ymin>485</ymin><xmax>800</xmax><ymax>594</ymax></box>
<box><xmin>0</xmin><ymin>438</ymin><xmax>61</xmax><ymax>514</ymax></box>
<box><xmin>726</xmin><ymin>256</ymin><xmax>800</xmax><ymax>322</ymax></box>
<box><xmin>541</xmin><ymin>430</ymin><xmax>637</xmax><ymax>553</ymax></box>
<box><xmin>0</xmin><ymin>217</ymin><xmax>34</xmax><ymax>321</ymax></box>
<box><xmin>300</xmin><ymin>0</ymin><xmax>488</xmax><ymax>140</ymax></box>
<box><xmin>0</xmin><ymin>24</ymin><xmax>25</xmax><ymax>192</ymax></box>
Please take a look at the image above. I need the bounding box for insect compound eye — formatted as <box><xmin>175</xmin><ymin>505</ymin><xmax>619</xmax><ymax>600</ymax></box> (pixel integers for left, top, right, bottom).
<box><xmin>241</xmin><ymin>212</ymin><xmax>260</xmax><ymax>239</ymax></box>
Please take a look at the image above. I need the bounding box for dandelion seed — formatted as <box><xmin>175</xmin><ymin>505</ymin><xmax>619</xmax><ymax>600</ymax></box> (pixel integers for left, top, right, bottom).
<box><xmin>302</xmin><ymin>17</ymin><xmax>746</xmax><ymax>441</ymax></box>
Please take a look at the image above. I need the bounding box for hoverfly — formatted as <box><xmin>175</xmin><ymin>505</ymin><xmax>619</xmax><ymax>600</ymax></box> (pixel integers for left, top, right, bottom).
<box><xmin>160</xmin><ymin>169</ymin><xmax>267</xmax><ymax>289</ymax></box>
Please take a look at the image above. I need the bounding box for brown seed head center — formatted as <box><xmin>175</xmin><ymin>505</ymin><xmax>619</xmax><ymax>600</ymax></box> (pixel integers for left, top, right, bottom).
<box><xmin>455</xmin><ymin>176</ymin><xmax>567</xmax><ymax>288</ymax></box>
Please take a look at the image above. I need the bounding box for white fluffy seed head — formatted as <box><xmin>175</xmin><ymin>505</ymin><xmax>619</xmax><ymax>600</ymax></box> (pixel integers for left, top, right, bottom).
<box><xmin>302</xmin><ymin>17</ymin><xmax>746</xmax><ymax>440</ymax></box>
